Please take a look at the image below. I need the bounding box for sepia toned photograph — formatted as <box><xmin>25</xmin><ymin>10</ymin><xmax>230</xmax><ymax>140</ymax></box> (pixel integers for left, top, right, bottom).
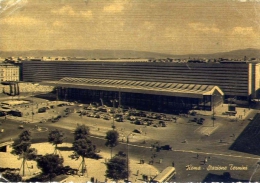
<box><xmin>0</xmin><ymin>0</ymin><xmax>260</xmax><ymax>182</ymax></box>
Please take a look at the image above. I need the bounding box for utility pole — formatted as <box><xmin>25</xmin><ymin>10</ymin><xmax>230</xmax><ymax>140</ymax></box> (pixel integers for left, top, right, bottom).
<box><xmin>212</xmin><ymin>94</ymin><xmax>215</xmax><ymax>127</ymax></box>
<box><xmin>126</xmin><ymin>133</ymin><xmax>132</xmax><ymax>183</ymax></box>
<box><xmin>110</xmin><ymin>99</ymin><xmax>118</xmax><ymax>130</ymax></box>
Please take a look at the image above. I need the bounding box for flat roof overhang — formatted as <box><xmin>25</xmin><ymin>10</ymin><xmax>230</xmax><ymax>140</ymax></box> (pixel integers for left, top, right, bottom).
<box><xmin>40</xmin><ymin>77</ymin><xmax>224</xmax><ymax>99</ymax></box>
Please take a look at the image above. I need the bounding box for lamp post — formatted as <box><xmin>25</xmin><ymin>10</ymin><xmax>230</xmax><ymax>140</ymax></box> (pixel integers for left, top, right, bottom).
<box><xmin>126</xmin><ymin>133</ymin><xmax>132</xmax><ymax>183</ymax></box>
<box><xmin>31</xmin><ymin>99</ymin><xmax>34</xmax><ymax>123</ymax></box>
<box><xmin>212</xmin><ymin>94</ymin><xmax>215</xmax><ymax>127</ymax></box>
<box><xmin>31</xmin><ymin>89</ymin><xmax>35</xmax><ymax>123</ymax></box>
<box><xmin>110</xmin><ymin>99</ymin><xmax>118</xmax><ymax>130</ymax></box>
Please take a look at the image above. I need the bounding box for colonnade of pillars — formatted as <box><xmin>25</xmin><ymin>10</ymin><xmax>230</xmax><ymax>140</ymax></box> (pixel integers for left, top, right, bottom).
<box><xmin>3</xmin><ymin>83</ymin><xmax>20</xmax><ymax>96</ymax></box>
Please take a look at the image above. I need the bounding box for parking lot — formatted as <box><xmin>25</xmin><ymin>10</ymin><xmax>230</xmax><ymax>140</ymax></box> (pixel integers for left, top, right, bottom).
<box><xmin>1</xmin><ymin>96</ymin><xmax>260</xmax><ymax>181</ymax></box>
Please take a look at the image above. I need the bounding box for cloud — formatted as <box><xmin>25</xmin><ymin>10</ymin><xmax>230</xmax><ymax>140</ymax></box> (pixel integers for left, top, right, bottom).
<box><xmin>103</xmin><ymin>1</ymin><xmax>128</xmax><ymax>13</ymax></box>
<box><xmin>51</xmin><ymin>5</ymin><xmax>75</xmax><ymax>16</ymax></box>
<box><xmin>143</xmin><ymin>21</ymin><xmax>155</xmax><ymax>31</ymax></box>
<box><xmin>189</xmin><ymin>23</ymin><xmax>220</xmax><ymax>33</ymax></box>
<box><xmin>232</xmin><ymin>26</ymin><xmax>256</xmax><ymax>36</ymax></box>
<box><xmin>80</xmin><ymin>10</ymin><xmax>92</xmax><ymax>18</ymax></box>
<box><xmin>51</xmin><ymin>5</ymin><xmax>92</xmax><ymax>19</ymax></box>
<box><xmin>0</xmin><ymin>15</ymin><xmax>40</xmax><ymax>25</ymax></box>
<box><xmin>52</xmin><ymin>20</ymin><xmax>64</xmax><ymax>27</ymax></box>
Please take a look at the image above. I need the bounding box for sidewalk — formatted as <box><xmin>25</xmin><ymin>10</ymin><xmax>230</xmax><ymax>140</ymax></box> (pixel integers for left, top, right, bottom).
<box><xmin>194</xmin><ymin>104</ymin><xmax>252</xmax><ymax>120</ymax></box>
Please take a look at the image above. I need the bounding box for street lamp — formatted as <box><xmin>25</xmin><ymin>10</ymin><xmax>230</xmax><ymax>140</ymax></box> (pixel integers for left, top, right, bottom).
<box><xmin>31</xmin><ymin>99</ymin><xmax>34</xmax><ymax>123</ymax></box>
<box><xmin>212</xmin><ymin>94</ymin><xmax>215</xmax><ymax>127</ymax></box>
<box><xmin>126</xmin><ymin>133</ymin><xmax>133</xmax><ymax>183</ymax></box>
<box><xmin>110</xmin><ymin>99</ymin><xmax>118</xmax><ymax>130</ymax></box>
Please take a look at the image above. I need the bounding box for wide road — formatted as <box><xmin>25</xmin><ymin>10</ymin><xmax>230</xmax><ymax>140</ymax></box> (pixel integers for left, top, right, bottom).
<box><xmin>0</xmin><ymin>96</ymin><xmax>260</xmax><ymax>181</ymax></box>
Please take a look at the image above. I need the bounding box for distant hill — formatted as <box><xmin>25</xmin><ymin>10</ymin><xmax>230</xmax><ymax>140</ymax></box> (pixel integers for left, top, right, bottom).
<box><xmin>0</xmin><ymin>48</ymin><xmax>260</xmax><ymax>59</ymax></box>
<box><xmin>0</xmin><ymin>49</ymin><xmax>174</xmax><ymax>59</ymax></box>
<box><xmin>185</xmin><ymin>48</ymin><xmax>260</xmax><ymax>59</ymax></box>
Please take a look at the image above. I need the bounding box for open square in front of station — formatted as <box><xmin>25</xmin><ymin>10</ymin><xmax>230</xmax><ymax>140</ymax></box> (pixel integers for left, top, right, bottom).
<box><xmin>0</xmin><ymin>95</ymin><xmax>260</xmax><ymax>182</ymax></box>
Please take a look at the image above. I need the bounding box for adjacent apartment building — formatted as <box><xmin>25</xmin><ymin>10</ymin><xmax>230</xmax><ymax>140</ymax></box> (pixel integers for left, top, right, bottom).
<box><xmin>0</xmin><ymin>63</ymin><xmax>19</xmax><ymax>82</ymax></box>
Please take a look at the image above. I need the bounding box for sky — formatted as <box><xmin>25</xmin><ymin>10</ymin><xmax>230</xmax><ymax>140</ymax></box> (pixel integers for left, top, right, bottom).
<box><xmin>1</xmin><ymin>0</ymin><xmax>260</xmax><ymax>55</ymax></box>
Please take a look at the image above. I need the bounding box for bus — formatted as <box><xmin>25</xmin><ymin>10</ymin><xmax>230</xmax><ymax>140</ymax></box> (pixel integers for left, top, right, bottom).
<box><xmin>152</xmin><ymin>166</ymin><xmax>176</xmax><ymax>183</ymax></box>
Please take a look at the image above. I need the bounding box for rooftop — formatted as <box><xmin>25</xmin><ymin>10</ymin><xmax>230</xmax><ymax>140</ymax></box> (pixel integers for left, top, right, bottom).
<box><xmin>41</xmin><ymin>77</ymin><xmax>224</xmax><ymax>98</ymax></box>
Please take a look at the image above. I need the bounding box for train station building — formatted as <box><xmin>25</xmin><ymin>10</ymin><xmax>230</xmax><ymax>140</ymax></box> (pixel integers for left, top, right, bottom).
<box><xmin>41</xmin><ymin>77</ymin><xmax>224</xmax><ymax>113</ymax></box>
<box><xmin>16</xmin><ymin>60</ymin><xmax>260</xmax><ymax>113</ymax></box>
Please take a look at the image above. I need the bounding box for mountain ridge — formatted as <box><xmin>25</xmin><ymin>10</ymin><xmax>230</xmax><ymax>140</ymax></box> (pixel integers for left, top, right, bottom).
<box><xmin>0</xmin><ymin>48</ymin><xmax>260</xmax><ymax>59</ymax></box>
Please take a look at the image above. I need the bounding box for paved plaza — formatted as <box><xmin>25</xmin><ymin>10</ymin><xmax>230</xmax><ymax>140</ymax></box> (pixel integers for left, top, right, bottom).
<box><xmin>1</xmin><ymin>95</ymin><xmax>260</xmax><ymax>182</ymax></box>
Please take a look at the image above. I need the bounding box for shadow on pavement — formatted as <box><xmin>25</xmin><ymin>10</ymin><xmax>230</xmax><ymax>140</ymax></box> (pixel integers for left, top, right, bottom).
<box><xmin>203</xmin><ymin>172</ymin><xmax>248</xmax><ymax>182</ymax></box>
<box><xmin>229</xmin><ymin>113</ymin><xmax>260</xmax><ymax>155</ymax></box>
<box><xmin>57</xmin><ymin>146</ymin><xmax>72</xmax><ymax>151</ymax></box>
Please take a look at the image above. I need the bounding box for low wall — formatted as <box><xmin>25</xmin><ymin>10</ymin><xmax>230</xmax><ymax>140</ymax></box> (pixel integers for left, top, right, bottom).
<box><xmin>1</xmin><ymin>82</ymin><xmax>54</xmax><ymax>94</ymax></box>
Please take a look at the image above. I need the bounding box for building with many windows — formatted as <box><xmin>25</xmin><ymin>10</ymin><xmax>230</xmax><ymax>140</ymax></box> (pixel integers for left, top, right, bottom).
<box><xmin>20</xmin><ymin>60</ymin><xmax>260</xmax><ymax>112</ymax></box>
<box><xmin>0</xmin><ymin>63</ymin><xmax>19</xmax><ymax>82</ymax></box>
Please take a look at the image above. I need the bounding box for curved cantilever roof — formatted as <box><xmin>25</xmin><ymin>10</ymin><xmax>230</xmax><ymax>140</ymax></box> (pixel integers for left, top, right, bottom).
<box><xmin>41</xmin><ymin>77</ymin><xmax>224</xmax><ymax>99</ymax></box>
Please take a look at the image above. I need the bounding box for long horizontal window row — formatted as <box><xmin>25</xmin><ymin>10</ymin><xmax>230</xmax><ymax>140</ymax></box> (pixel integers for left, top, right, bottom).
<box><xmin>57</xmin><ymin>75</ymin><xmax>249</xmax><ymax>86</ymax></box>
<box><xmin>51</xmin><ymin>66</ymin><xmax>249</xmax><ymax>72</ymax></box>
<box><xmin>52</xmin><ymin>67</ymin><xmax>249</xmax><ymax>75</ymax></box>
<box><xmin>53</xmin><ymin>72</ymin><xmax>248</xmax><ymax>79</ymax></box>
<box><xmin>23</xmin><ymin>62</ymin><xmax>249</xmax><ymax>70</ymax></box>
<box><xmin>57</xmin><ymin>71</ymin><xmax>248</xmax><ymax>80</ymax></box>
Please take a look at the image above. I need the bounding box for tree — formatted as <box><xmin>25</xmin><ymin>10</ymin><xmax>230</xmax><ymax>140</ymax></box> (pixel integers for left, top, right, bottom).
<box><xmin>48</xmin><ymin>129</ymin><xmax>64</xmax><ymax>155</ymax></box>
<box><xmin>72</xmin><ymin>124</ymin><xmax>100</xmax><ymax>175</ymax></box>
<box><xmin>11</xmin><ymin>130</ymin><xmax>37</xmax><ymax>176</ymax></box>
<box><xmin>74</xmin><ymin>124</ymin><xmax>90</xmax><ymax>140</ymax></box>
<box><xmin>72</xmin><ymin>138</ymin><xmax>100</xmax><ymax>175</ymax></box>
<box><xmin>36</xmin><ymin>154</ymin><xmax>64</xmax><ymax>182</ymax></box>
<box><xmin>2</xmin><ymin>171</ymin><xmax>22</xmax><ymax>182</ymax></box>
<box><xmin>105</xmin><ymin>130</ymin><xmax>119</xmax><ymax>158</ymax></box>
<box><xmin>105</xmin><ymin>153</ymin><xmax>128</xmax><ymax>182</ymax></box>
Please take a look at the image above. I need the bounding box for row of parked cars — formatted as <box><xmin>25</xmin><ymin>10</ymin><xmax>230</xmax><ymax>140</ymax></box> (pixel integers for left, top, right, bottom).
<box><xmin>190</xmin><ymin>117</ymin><xmax>205</xmax><ymax>125</ymax></box>
<box><xmin>77</xmin><ymin>104</ymin><xmax>175</xmax><ymax>128</ymax></box>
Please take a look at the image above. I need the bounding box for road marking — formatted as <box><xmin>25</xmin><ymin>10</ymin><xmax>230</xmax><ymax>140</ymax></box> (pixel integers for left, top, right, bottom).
<box><xmin>88</xmin><ymin>135</ymin><xmax>260</xmax><ymax>160</ymax></box>
<box><xmin>194</xmin><ymin>126</ymin><xmax>202</xmax><ymax>132</ymax></box>
<box><xmin>173</xmin><ymin>149</ymin><xmax>259</xmax><ymax>159</ymax></box>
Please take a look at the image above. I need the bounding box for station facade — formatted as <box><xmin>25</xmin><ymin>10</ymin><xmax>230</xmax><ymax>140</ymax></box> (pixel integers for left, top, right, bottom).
<box><xmin>40</xmin><ymin>77</ymin><xmax>223</xmax><ymax>113</ymax></box>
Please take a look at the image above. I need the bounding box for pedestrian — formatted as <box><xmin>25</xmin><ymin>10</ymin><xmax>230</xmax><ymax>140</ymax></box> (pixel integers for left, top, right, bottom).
<box><xmin>159</xmin><ymin>158</ymin><xmax>162</xmax><ymax>164</ymax></box>
<box><xmin>204</xmin><ymin>157</ymin><xmax>208</xmax><ymax>165</ymax></box>
<box><xmin>172</xmin><ymin>161</ymin><xmax>175</xmax><ymax>167</ymax></box>
<box><xmin>136</xmin><ymin>170</ymin><xmax>139</xmax><ymax>176</ymax></box>
<box><xmin>196</xmin><ymin>153</ymin><xmax>199</xmax><ymax>159</ymax></box>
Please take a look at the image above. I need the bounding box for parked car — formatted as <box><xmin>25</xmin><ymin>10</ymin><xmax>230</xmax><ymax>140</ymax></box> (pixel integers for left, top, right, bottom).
<box><xmin>116</xmin><ymin>117</ymin><xmax>124</xmax><ymax>122</ymax></box>
<box><xmin>133</xmin><ymin>129</ymin><xmax>141</xmax><ymax>133</ymax></box>
<box><xmin>38</xmin><ymin>107</ymin><xmax>47</xmax><ymax>113</ymax></box>
<box><xmin>197</xmin><ymin>120</ymin><xmax>204</xmax><ymax>125</ymax></box>
<box><xmin>52</xmin><ymin>115</ymin><xmax>62</xmax><ymax>122</ymax></box>
<box><xmin>160</xmin><ymin>145</ymin><xmax>172</xmax><ymax>150</ymax></box>
<box><xmin>57</xmin><ymin>103</ymin><xmax>66</xmax><ymax>107</ymax></box>
<box><xmin>103</xmin><ymin>115</ymin><xmax>110</xmax><ymax>120</ymax></box>
<box><xmin>8</xmin><ymin>110</ymin><xmax>23</xmax><ymax>117</ymax></box>
<box><xmin>0</xmin><ymin>111</ymin><xmax>6</xmax><ymax>116</ymax></box>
